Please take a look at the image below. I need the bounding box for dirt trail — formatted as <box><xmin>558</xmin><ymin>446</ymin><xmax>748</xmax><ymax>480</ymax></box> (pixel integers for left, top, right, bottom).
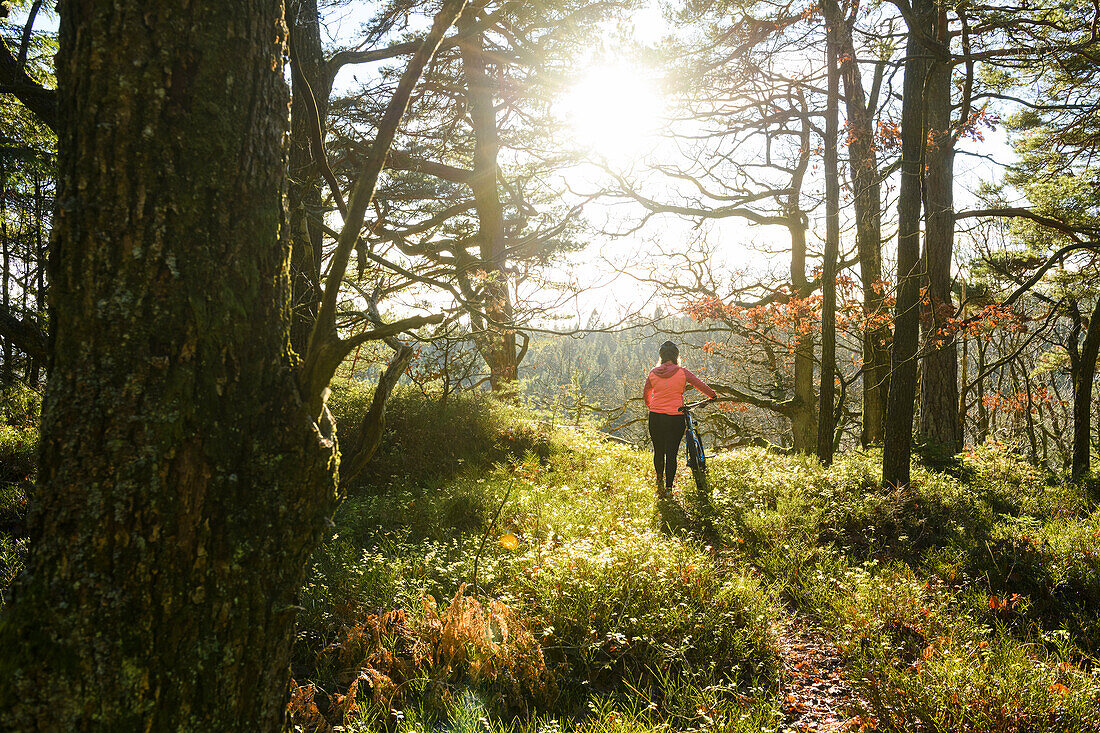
<box><xmin>658</xmin><ymin>490</ymin><xmax>870</xmax><ymax>731</ymax></box>
<box><xmin>773</xmin><ymin>614</ymin><xmax>869</xmax><ymax>732</ymax></box>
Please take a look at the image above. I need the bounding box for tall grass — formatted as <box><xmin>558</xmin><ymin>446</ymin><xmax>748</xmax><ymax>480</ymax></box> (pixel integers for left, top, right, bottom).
<box><xmin>292</xmin><ymin>393</ymin><xmax>782</xmax><ymax>730</ymax></box>
<box><xmin>707</xmin><ymin>444</ymin><xmax>1100</xmax><ymax>733</ymax></box>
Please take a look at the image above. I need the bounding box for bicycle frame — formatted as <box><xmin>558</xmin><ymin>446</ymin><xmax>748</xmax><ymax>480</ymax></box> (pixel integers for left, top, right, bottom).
<box><xmin>680</xmin><ymin>399</ymin><xmax>712</xmax><ymax>494</ymax></box>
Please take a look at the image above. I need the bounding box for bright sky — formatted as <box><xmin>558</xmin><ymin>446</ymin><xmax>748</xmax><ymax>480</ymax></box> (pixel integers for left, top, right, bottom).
<box><xmin>8</xmin><ymin>1</ymin><xmax>1020</xmax><ymax>329</ymax></box>
<box><xmin>538</xmin><ymin>3</ymin><xmax>1020</xmax><ymax>328</ymax></box>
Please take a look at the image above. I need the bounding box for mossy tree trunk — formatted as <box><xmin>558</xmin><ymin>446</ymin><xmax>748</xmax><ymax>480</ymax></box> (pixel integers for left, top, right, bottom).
<box><xmin>0</xmin><ymin>1</ymin><xmax>339</xmax><ymax>729</ymax></box>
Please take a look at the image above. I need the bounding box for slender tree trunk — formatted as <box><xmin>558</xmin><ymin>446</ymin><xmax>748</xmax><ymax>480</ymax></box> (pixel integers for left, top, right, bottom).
<box><xmin>975</xmin><ymin>338</ymin><xmax>990</xmax><ymax>443</ymax></box>
<box><xmin>1071</xmin><ymin>297</ymin><xmax>1100</xmax><ymax>480</ymax></box>
<box><xmin>782</xmin><ymin>108</ymin><xmax>817</xmax><ymax>453</ymax></box>
<box><xmin>789</xmin><ymin>219</ymin><xmax>817</xmax><ymax>451</ymax></box>
<box><xmin>883</xmin><ymin>0</ymin><xmax>932</xmax><ymax>487</ymax></box>
<box><xmin>957</xmin><ymin>280</ymin><xmax>968</xmax><ymax>443</ymax></box>
<box><xmin>831</xmin><ymin>4</ymin><xmax>888</xmax><ymax>446</ymax></box>
<box><xmin>1012</xmin><ymin>361</ymin><xmax>1039</xmax><ymax>464</ymax></box>
<box><xmin>917</xmin><ymin>8</ymin><xmax>961</xmax><ymax>454</ymax></box>
<box><xmin>1</xmin><ymin>158</ymin><xmax>11</xmax><ymax>383</ymax></box>
<box><xmin>28</xmin><ymin>169</ymin><xmax>43</xmax><ymax>386</ymax></box>
<box><xmin>1047</xmin><ymin>374</ymin><xmax>1069</xmax><ymax>467</ymax></box>
<box><xmin>818</xmin><ymin>0</ymin><xmax>841</xmax><ymax>465</ymax></box>
<box><xmin>459</xmin><ymin>9</ymin><xmax>518</xmax><ymax>390</ymax></box>
<box><xmin>287</xmin><ymin>0</ymin><xmax>329</xmax><ymax>355</ymax></box>
<box><xmin>0</xmin><ymin>2</ymin><xmax>338</xmax><ymax>728</ymax></box>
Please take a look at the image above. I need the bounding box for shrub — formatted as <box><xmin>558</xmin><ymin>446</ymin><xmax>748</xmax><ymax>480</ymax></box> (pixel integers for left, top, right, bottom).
<box><xmin>327</xmin><ymin>385</ymin><xmax>553</xmax><ymax>491</ymax></box>
<box><xmin>0</xmin><ymin>423</ymin><xmax>36</xmax><ymax>487</ymax></box>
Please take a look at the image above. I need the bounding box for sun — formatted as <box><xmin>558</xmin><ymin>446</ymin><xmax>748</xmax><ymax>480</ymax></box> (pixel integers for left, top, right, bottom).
<box><xmin>558</xmin><ymin>64</ymin><xmax>664</xmax><ymax>163</ymax></box>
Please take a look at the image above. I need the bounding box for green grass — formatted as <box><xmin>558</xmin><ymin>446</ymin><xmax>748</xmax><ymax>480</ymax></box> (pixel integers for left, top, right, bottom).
<box><xmin>706</xmin><ymin>445</ymin><xmax>1100</xmax><ymax>733</ymax></box>
<box><xmin>2</xmin><ymin>384</ymin><xmax>1097</xmax><ymax>732</ymax></box>
<box><xmin>291</xmin><ymin>392</ymin><xmax>782</xmax><ymax>731</ymax></box>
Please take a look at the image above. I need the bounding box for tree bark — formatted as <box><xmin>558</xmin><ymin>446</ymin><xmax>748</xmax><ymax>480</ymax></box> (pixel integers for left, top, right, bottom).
<box><xmin>788</xmin><ymin>117</ymin><xmax>817</xmax><ymax>454</ymax></box>
<box><xmin>917</xmin><ymin>7</ymin><xmax>961</xmax><ymax>454</ymax></box>
<box><xmin>458</xmin><ymin>6</ymin><xmax>519</xmax><ymax>390</ymax></box>
<box><xmin>287</xmin><ymin>0</ymin><xmax>330</xmax><ymax>356</ymax></box>
<box><xmin>1071</xmin><ymin>297</ymin><xmax>1100</xmax><ymax>481</ymax></box>
<box><xmin>883</xmin><ymin>0</ymin><xmax>932</xmax><ymax>487</ymax></box>
<box><xmin>831</xmin><ymin>6</ymin><xmax>888</xmax><ymax>445</ymax></box>
<box><xmin>817</xmin><ymin>0</ymin><xmax>841</xmax><ymax>465</ymax></box>
<box><xmin>0</xmin><ymin>2</ymin><xmax>339</xmax><ymax>729</ymax></box>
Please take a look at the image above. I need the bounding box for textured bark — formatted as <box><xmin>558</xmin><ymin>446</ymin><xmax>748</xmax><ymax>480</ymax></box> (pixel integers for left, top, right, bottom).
<box><xmin>831</xmin><ymin>8</ymin><xmax>888</xmax><ymax>445</ymax></box>
<box><xmin>0</xmin><ymin>2</ymin><xmax>339</xmax><ymax>729</ymax></box>
<box><xmin>917</xmin><ymin>8</ymin><xmax>961</xmax><ymax>454</ymax></box>
<box><xmin>287</xmin><ymin>0</ymin><xmax>330</xmax><ymax>356</ymax></box>
<box><xmin>883</xmin><ymin>0</ymin><xmax>932</xmax><ymax>487</ymax></box>
<box><xmin>817</xmin><ymin>0</ymin><xmax>841</xmax><ymax>465</ymax></box>
<box><xmin>1071</xmin><ymin>297</ymin><xmax>1100</xmax><ymax>481</ymax></box>
<box><xmin>459</xmin><ymin>7</ymin><xmax>519</xmax><ymax>390</ymax></box>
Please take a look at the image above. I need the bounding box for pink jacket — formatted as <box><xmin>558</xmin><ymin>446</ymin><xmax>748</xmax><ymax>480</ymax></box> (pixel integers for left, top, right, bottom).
<box><xmin>644</xmin><ymin>364</ymin><xmax>718</xmax><ymax>415</ymax></box>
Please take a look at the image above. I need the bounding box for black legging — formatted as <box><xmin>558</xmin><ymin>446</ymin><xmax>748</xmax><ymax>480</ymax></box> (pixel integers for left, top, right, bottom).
<box><xmin>649</xmin><ymin>412</ymin><xmax>686</xmax><ymax>488</ymax></box>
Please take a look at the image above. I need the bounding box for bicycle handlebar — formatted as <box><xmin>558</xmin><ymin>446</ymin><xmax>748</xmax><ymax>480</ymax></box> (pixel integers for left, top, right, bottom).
<box><xmin>679</xmin><ymin>397</ymin><xmax>716</xmax><ymax>413</ymax></box>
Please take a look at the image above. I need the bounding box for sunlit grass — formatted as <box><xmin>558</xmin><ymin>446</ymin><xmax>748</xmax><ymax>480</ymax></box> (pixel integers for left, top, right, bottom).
<box><xmin>293</xmin><ymin>393</ymin><xmax>782</xmax><ymax>729</ymax></box>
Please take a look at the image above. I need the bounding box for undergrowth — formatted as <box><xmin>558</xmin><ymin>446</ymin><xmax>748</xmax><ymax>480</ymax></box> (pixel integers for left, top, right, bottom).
<box><xmin>709</xmin><ymin>444</ymin><xmax>1100</xmax><ymax>733</ymax></box>
<box><xmin>2</xmin><ymin>382</ymin><xmax>1096</xmax><ymax>733</ymax></box>
<box><xmin>291</xmin><ymin>390</ymin><xmax>781</xmax><ymax>732</ymax></box>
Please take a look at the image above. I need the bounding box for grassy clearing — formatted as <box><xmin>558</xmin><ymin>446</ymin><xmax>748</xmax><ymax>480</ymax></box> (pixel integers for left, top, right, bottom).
<box><xmin>708</xmin><ymin>446</ymin><xmax>1100</xmax><ymax>733</ymax></box>
<box><xmin>1</xmin><ymin>382</ymin><xmax>1096</xmax><ymax>732</ymax></box>
<box><xmin>290</xmin><ymin>389</ymin><xmax>782</xmax><ymax>732</ymax></box>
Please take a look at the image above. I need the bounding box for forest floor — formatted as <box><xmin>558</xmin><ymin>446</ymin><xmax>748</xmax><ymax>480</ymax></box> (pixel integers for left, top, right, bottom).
<box><xmin>3</xmin><ymin>391</ymin><xmax>1100</xmax><ymax>732</ymax></box>
<box><xmin>774</xmin><ymin>614</ymin><xmax>861</xmax><ymax>732</ymax></box>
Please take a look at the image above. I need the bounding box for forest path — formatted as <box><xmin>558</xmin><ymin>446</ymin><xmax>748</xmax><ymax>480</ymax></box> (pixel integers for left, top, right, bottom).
<box><xmin>773</xmin><ymin>613</ymin><xmax>869</xmax><ymax>733</ymax></box>
<box><xmin>659</xmin><ymin>487</ymin><xmax>872</xmax><ymax>731</ymax></box>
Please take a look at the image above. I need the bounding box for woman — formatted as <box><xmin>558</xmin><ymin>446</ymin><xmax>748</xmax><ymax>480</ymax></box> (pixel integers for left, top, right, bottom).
<box><xmin>643</xmin><ymin>341</ymin><xmax>717</xmax><ymax>492</ymax></box>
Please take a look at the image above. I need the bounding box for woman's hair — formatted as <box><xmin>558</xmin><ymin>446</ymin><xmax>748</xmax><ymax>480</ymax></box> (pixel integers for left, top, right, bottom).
<box><xmin>658</xmin><ymin>340</ymin><xmax>679</xmax><ymax>363</ymax></box>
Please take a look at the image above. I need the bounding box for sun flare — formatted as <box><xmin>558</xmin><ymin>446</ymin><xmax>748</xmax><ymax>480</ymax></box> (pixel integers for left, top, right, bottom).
<box><xmin>559</xmin><ymin>64</ymin><xmax>664</xmax><ymax>162</ymax></box>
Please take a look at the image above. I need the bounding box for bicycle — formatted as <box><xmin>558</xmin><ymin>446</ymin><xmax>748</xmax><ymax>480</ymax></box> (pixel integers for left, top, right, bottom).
<box><xmin>679</xmin><ymin>398</ymin><xmax>714</xmax><ymax>495</ymax></box>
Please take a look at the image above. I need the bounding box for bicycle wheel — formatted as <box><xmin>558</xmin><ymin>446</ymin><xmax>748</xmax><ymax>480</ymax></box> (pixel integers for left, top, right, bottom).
<box><xmin>685</xmin><ymin>430</ymin><xmax>707</xmax><ymax>495</ymax></box>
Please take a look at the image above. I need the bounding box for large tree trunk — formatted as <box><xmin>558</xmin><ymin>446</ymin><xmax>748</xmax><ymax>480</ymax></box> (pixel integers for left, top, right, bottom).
<box><xmin>883</xmin><ymin>0</ymin><xmax>932</xmax><ymax>487</ymax></box>
<box><xmin>1071</xmin><ymin>297</ymin><xmax>1100</xmax><ymax>481</ymax></box>
<box><xmin>459</xmin><ymin>8</ymin><xmax>519</xmax><ymax>390</ymax></box>
<box><xmin>831</xmin><ymin>7</ymin><xmax>888</xmax><ymax>445</ymax></box>
<box><xmin>0</xmin><ymin>2</ymin><xmax>338</xmax><ymax>729</ymax></box>
<box><xmin>917</xmin><ymin>8</ymin><xmax>961</xmax><ymax>454</ymax></box>
<box><xmin>817</xmin><ymin>0</ymin><xmax>841</xmax><ymax>465</ymax></box>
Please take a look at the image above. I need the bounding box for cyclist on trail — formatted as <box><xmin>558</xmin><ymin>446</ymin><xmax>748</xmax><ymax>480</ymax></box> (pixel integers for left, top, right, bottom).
<box><xmin>643</xmin><ymin>340</ymin><xmax>717</xmax><ymax>493</ymax></box>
